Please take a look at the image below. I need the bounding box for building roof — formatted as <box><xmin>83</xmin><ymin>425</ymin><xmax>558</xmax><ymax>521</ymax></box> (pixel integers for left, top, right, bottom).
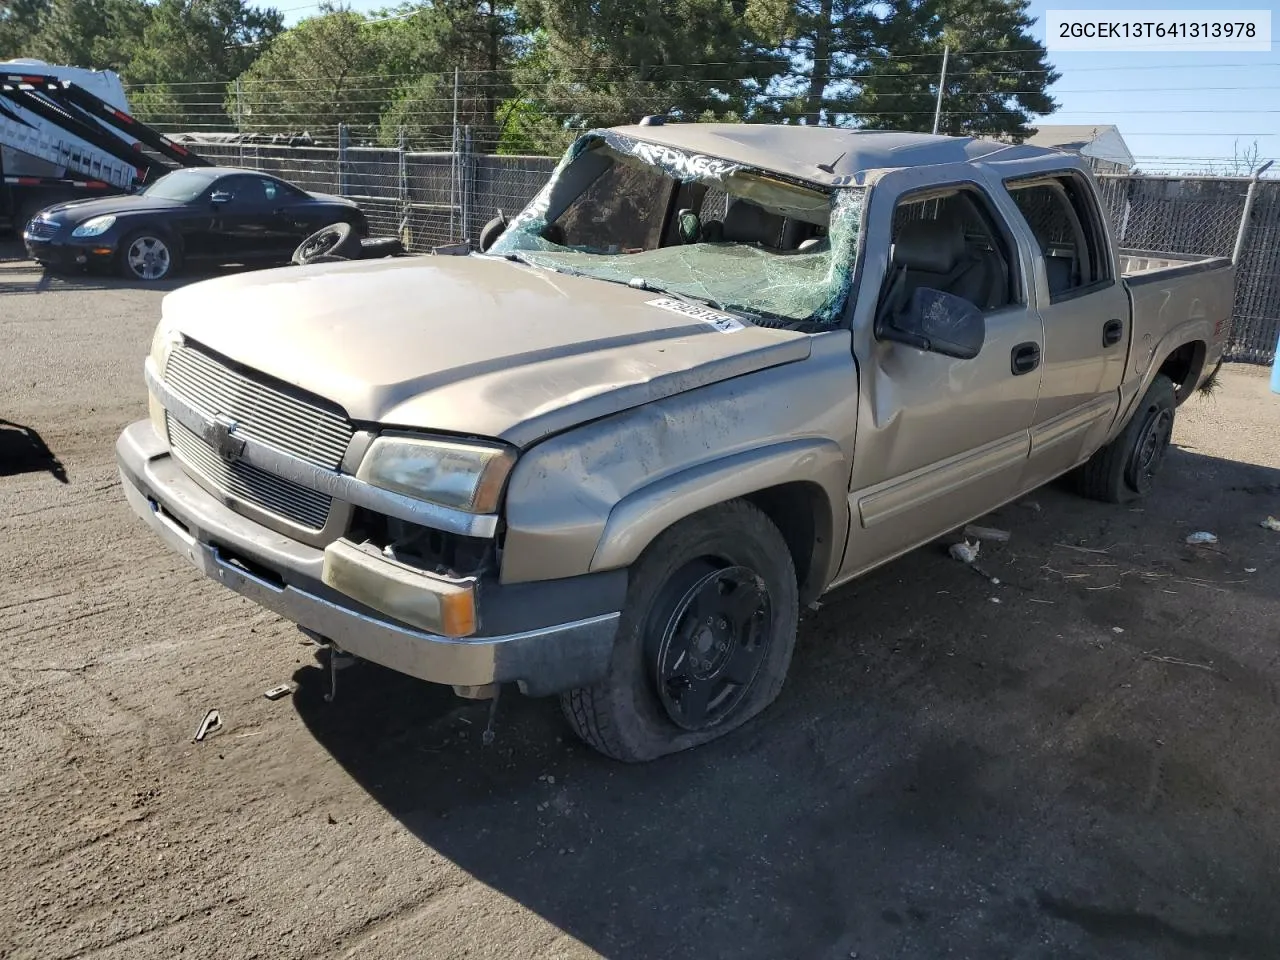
<box><xmin>1024</xmin><ymin>124</ymin><xmax>1135</xmax><ymax>168</ymax></box>
<box><xmin>606</xmin><ymin>123</ymin><xmax>1061</xmax><ymax>185</ymax></box>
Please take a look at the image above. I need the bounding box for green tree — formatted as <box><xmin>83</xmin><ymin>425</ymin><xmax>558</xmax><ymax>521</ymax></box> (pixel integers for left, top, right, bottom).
<box><xmin>0</xmin><ymin>0</ymin><xmax>52</xmax><ymax>59</ymax></box>
<box><xmin>373</xmin><ymin>0</ymin><xmax>519</xmax><ymax>151</ymax></box>
<box><xmin>848</xmin><ymin>0</ymin><xmax>1058</xmax><ymax>138</ymax></box>
<box><xmin>29</xmin><ymin>0</ymin><xmax>149</xmax><ymax>69</ymax></box>
<box><xmin>510</xmin><ymin>0</ymin><xmax>788</xmax><ymax>150</ymax></box>
<box><xmin>775</xmin><ymin>0</ymin><xmax>876</xmax><ymax>125</ymax></box>
<box><xmin>127</xmin><ymin>0</ymin><xmax>282</xmax><ymax>132</ymax></box>
<box><xmin>233</xmin><ymin>6</ymin><xmax>391</xmax><ymax>139</ymax></box>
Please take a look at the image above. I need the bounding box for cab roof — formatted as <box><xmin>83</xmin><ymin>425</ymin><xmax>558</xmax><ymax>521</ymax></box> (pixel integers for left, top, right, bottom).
<box><xmin>607</xmin><ymin>123</ymin><xmax>1063</xmax><ymax>185</ymax></box>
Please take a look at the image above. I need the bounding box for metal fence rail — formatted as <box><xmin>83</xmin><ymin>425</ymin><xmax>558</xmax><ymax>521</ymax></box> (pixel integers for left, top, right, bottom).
<box><xmin>189</xmin><ymin>134</ymin><xmax>1279</xmax><ymax>365</ymax></box>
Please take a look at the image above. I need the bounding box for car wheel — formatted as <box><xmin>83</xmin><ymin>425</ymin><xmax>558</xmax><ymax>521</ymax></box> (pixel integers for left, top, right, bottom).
<box><xmin>561</xmin><ymin>499</ymin><xmax>799</xmax><ymax>762</ymax></box>
<box><xmin>120</xmin><ymin>231</ymin><xmax>179</xmax><ymax>282</ymax></box>
<box><xmin>1074</xmin><ymin>373</ymin><xmax>1177</xmax><ymax>504</ymax></box>
<box><xmin>292</xmin><ymin>222</ymin><xmax>362</xmax><ymax>265</ymax></box>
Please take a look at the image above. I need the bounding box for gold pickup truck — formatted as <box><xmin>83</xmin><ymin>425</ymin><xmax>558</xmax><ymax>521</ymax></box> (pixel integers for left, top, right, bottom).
<box><xmin>117</xmin><ymin>123</ymin><xmax>1234</xmax><ymax>761</ymax></box>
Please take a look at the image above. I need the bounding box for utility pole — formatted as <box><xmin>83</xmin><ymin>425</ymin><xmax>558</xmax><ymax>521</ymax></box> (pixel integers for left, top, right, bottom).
<box><xmin>932</xmin><ymin>45</ymin><xmax>950</xmax><ymax>136</ymax></box>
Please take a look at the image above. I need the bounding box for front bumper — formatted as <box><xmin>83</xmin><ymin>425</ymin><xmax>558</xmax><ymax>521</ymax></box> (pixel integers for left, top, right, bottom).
<box><xmin>116</xmin><ymin>419</ymin><xmax>623</xmax><ymax>696</ymax></box>
<box><xmin>23</xmin><ymin>234</ymin><xmax>116</xmax><ymax>270</ymax></box>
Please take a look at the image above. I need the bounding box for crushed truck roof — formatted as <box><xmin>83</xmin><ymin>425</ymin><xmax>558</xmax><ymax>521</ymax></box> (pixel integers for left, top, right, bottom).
<box><xmin>607</xmin><ymin>123</ymin><xmax>1062</xmax><ymax>185</ymax></box>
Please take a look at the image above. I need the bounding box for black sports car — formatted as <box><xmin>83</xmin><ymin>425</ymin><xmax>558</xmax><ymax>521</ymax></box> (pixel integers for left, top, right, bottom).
<box><xmin>22</xmin><ymin>167</ymin><xmax>368</xmax><ymax>281</ymax></box>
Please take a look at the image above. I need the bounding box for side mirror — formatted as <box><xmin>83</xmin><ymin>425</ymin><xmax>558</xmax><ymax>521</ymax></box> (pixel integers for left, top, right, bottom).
<box><xmin>210</xmin><ymin>190</ymin><xmax>232</xmax><ymax>206</ymax></box>
<box><xmin>877</xmin><ymin>287</ymin><xmax>985</xmax><ymax>360</ymax></box>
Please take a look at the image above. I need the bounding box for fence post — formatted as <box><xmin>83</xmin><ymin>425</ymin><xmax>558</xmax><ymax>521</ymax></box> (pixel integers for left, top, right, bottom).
<box><xmin>461</xmin><ymin>124</ymin><xmax>473</xmax><ymax>246</ymax></box>
<box><xmin>449</xmin><ymin>67</ymin><xmax>460</xmax><ymax>242</ymax></box>
<box><xmin>1232</xmin><ymin>160</ymin><xmax>1273</xmax><ymax>264</ymax></box>
<box><xmin>337</xmin><ymin>123</ymin><xmax>349</xmax><ymax>197</ymax></box>
<box><xmin>397</xmin><ymin>126</ymin><xmax>408</xmax><ymax>246</ymax></box>
<box><xmin>234</xmin><ymin>78</ymin><xmax>245</xmax><ymax>167</ymax></box>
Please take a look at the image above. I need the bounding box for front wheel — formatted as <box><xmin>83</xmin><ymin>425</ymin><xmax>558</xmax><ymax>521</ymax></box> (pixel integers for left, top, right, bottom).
<box><xmin>119</xmin><ymin>231</ymin><xmax>179</xmax><ymax>281</ymax></box>
<box><xmin>1074</xmin><ymin>373</ymin><xmax>1177</xmax><ymax>503</ymax></box>
<box><xmin>561</xmin><ymin>500</ymin><xmax>799</xmax><ymax>762</ymax></box>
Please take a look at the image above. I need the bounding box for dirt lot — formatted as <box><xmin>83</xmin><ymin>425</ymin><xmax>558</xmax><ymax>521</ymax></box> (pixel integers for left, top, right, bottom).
<box><xmin>2</xmin><ymin>243</ymin><xmax>1280</xmax><ymax>960</ymax></box>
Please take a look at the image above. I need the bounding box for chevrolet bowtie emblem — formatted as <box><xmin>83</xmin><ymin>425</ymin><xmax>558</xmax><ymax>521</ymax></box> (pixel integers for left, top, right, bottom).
<box><xmin>206</xmin><ymin>414</ymin><xmax>246</xmax><ymax>463</ymax></box>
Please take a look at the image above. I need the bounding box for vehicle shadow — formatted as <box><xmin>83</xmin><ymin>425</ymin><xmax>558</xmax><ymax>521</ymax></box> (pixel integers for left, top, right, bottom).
<box><xmin>0</xmin><ymin>419</ymin><xmax>68</xmax><ymax>483</ymax></box>
<box><xmin>293</xmin><ymin>445</ymin><xmax>1280</xmax><ymax>960</ymax></box>
<box><xmin>0</xmin><ymin>241</ymin><xmax>279</xmax><ymax>294</ymax></box>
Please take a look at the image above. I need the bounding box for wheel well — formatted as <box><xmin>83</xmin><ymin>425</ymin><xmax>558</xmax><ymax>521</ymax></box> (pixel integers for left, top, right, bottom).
<box><xmin>1158</xmin><ymin>341</ymin><xmax>1206</xmax><ymax>404</ymax></box>
<box><xmin>743</xmin><ymin>482</ymin><xmax>833</xmax><ymax>606</ymax></box>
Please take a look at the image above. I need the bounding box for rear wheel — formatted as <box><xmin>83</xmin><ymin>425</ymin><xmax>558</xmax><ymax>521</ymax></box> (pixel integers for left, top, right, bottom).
<box><xmin>1074</xmin><ymin>373</ymin><xmax>1177</xmax><ymax>503</ymax></box>
<box><xmin>561</xmin><ymin>500</ymin><xmax>799</xmax><ymax>762</ymax></box>
<box><xmin>119</xmin><ymin>231</ymin><xmax>179</xmax><ymax>281</ymax></box>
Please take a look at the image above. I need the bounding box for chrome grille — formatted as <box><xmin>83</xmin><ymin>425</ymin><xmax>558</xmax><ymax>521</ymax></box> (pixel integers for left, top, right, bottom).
<box><xmin>168</xmin><ymin>415</ymin><xmax>332</xmax><ymax>530</ymax></box>
<box><xmin>164</xmin><ymin>343</ymin><xmax>352</xmax><ymax>469</ymax></box>
<box><xmin>25</xmin><ymin>219</ymin><xmax>56</xmax><ymax>240</ymax></box>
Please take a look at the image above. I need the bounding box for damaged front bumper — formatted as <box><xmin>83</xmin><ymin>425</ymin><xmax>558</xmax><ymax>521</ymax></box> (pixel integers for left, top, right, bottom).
<box><xmin>115</xmin><ymin>420</ymin><xmax>623</xmax><ymax>696</ymax></box>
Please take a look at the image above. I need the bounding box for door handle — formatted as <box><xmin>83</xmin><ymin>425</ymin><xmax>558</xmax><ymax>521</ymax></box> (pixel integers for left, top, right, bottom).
<box><xmin>1011</xmin><ymin>341</ymin><xmax>1041</xmax><ymax>376</ymax></box>
<box><xmin>1103</xmin><ymin>319</ymin><xmax>1124</xmax><ymax>348</ymax></box>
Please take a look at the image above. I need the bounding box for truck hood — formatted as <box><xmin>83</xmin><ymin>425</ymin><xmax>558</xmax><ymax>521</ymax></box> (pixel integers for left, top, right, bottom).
<box><xmin>157</xmin><ymin>255</ymin><xmax>811</xmax><ymax>447</ymax></box>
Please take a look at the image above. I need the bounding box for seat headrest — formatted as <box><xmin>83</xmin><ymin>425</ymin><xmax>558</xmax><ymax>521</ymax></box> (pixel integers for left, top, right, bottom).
<box><xmin>892</xmin><ymin>217</ymin><xmax>966</xmax><ymax>274</ymax></box>
<box><xmin>723</xmin><ymin>201</ymin><xmax>782</xmax><ymax>247</ymax></box>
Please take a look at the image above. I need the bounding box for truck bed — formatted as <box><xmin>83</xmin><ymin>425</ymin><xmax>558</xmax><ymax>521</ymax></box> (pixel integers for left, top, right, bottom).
<box><xmin>1120</xmin><ymin>248</ymin><xmax>1231</xmax><ymax>282</ymax></box>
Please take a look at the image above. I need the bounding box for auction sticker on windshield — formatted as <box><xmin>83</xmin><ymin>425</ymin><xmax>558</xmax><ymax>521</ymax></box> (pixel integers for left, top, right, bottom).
<box><xmin>647</xmin><ymin>297</ymin><xmax>746</xmax><ymax>333</ymax></box>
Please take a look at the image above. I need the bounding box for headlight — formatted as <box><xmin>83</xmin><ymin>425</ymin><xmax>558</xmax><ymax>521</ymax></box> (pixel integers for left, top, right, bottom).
<box><xmin>356</xmin><ymin>435</ymin><xmax>515</xmax><ymax>514</ymax></box>
<box><xmin>71</xmin><ymin>215</ymin><xmax>116</xmax><ymax>238</ymax></box>
<box><xmin>148</xmin><ymin>324</ymin><xmax>182</xmax><ymax>440</ymax></box>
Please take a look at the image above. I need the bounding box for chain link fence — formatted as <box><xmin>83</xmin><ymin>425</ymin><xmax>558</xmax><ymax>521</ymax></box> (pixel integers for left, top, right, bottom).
<box><xmin>1096</xmin><ymin>174</ymin><xmax>1280</xmax><ymax>364</ymax></box>
<box><xmin>185</xmin><ymin>135</ymin><xmax>1279</xmax><ymax>365</ymax></box>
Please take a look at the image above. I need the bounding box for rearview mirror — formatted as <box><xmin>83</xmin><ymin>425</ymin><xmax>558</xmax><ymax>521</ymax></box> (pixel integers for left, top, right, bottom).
<box><xmin>877</xmin><ymin>287</ymin><xmax>985</xmax><ymax>360</ymax></box>
<box><xmin>210</xmin><ymin>190</ymin><xmax>232</xmax><ymax>205</ymax></box>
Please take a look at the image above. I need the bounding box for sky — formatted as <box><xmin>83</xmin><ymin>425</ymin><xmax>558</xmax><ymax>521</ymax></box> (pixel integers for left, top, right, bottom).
<box><xmin>262</xmin><ymin>0</ymin><xmax>1280</xmax><ymax>173</ymax></box>
<box><xmin>1022</xmin><ymin>0</ymin><xmax>1279</xmax><ymax>173</ymax></box>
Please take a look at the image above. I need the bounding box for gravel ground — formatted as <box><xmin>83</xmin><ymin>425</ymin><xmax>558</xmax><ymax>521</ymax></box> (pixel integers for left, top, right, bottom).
<box><xmin>2</xmin><ymin>245</ymin><xmax>1280</xmax><ymax>960</ymax></box>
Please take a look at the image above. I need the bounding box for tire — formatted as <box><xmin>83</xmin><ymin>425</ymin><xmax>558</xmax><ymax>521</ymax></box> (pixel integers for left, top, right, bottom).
<box><xmin>1074</xmin><ymin>373</ymin><xmax>1177</xmax><ymax>503</ymax></box>
<box><xmin>119</xmin><ymin>230</ymin><xmax>180</xmax><ymax>282</ymax></box>
<box><xmin>357</xmin><ymin>236</ymin><xmax>405</xmax><ymax>259</ymax></box>
<box><xmin>292</xmin><ymin>222</ymin><xmax>362</xmax><ymax>265</ymax></box>
<box><xmin>561</xmin><ymin>499</ymin><xmax>799</xmax><ymax>762</ymax></box>
<box><xmin>477</xmin><ymin>213</ymin><xmax>508</xmax><ymax>253</ymax></box>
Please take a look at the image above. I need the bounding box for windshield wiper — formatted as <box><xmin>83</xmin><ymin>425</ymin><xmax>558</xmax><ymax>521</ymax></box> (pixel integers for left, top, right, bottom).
<box><xmin>625</xmin><ymin>278</ymin><xmax>728</xmax><ymax>312</ymax></box>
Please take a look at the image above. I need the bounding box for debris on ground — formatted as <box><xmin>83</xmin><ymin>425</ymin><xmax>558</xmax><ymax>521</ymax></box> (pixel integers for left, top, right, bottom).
<box><xmin>949</xmin><ymin>540</ymin><xmax>980</xmax><ymax>564</ymax></box>
<box><xmin>965</xmin><ymin>524</ymin><xmax>1011</xmax><ymax>543</ymax></box>
<box><xmin>263</xmin><ymin>684</ymin><xmax>293</xmax><ymax>701</ymax></box>
<box><xmin>1112</xmin><ymin>627</ymin><xmax>1126</xmax><ymax>634</ymax></box>
<box><xmin>1186</xmin><ymin>531</ymin><xmax>1219</xmax><ymax>545</ymax></box>
<box><xmin>1262</xmin><ymin>517</ymin><xmax>1280</xmax><ymax>533</ymax></box>
<box><xmin>193</xmin><ymin>709</ymin><xmax>223</xmax><ymax>743</ymax></box>
<box><xmin>1055</xmin><ymin>542</ymin><xmax>1111</xmax><ymax>555</ymax></box>
<box><xmin>1245</xmin><ymin>567</ymin><xmax>1258</xmax><ymax>574</ymax></box>
<box><xmin>1145</xmin><ymin>653</ymin><xmax>1218</xmax><ymax>673</ymax></box>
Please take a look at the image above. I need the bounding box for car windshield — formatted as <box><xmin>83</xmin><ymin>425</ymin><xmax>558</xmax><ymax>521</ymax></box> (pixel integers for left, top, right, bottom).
<box><xmin>142</xmin><ymin>170</ymin><xmax>218</xmax><ymax>202</ymax></box>
<box><xmin>488</xmin><ymin>132</ymin><xmax>865</xmax><ymax>326</ymax></box>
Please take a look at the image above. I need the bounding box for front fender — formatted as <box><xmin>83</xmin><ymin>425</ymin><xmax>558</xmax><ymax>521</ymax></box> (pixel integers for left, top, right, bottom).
<box><xmin>589</xmin><ymin>438</ymin><xmax>849</xmax><ymax>575</ymax></box>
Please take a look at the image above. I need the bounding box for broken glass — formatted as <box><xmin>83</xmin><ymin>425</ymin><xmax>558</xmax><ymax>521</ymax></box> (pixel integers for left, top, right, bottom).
<box><xmin>489</xmin><ymin>129</ymin><xmax>866</xmax><ymax>326</ymax></box>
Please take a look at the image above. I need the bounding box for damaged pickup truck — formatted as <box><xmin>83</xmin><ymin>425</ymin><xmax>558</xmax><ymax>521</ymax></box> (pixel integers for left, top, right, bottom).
<box><xmin>117</xmin><ymin>122</ymin><xmax>1234</xmax><ymax>761</ymax></box>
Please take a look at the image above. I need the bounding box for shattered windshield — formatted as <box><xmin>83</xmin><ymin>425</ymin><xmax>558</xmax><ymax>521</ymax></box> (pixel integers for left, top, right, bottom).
<box><xmin>488</xmin><ymin>131</ymin><xmax>865</xmax><ymax>326</ymax></box>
